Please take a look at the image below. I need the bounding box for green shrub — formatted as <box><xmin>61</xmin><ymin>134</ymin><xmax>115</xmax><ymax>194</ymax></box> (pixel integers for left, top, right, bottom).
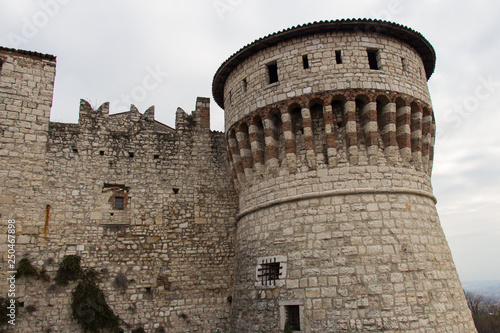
<box><xmin>15</xmin><ymin>258</ymin><xmax>38</xmax><ymax>278</ymax></box>
<box><xmin>474</xmin><ymin>314</ymin><xmax>500</xmax><ymax>333</ymax></box>
<box><xmin>284</xmin><ymin>322</ymin><xmax>297</xmax><ymax>333</ymax></box>
<box><xmin>71</xmin><ymin>269</ymin><xmax>120</xmax><ymax>333</ymax></box>
<box><xmin>55</xmin><ymin>255</ymin><xmax>82</xmax><ymax>285</ymax></box>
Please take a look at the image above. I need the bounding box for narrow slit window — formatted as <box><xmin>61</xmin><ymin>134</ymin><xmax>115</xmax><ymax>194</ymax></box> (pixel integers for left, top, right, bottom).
<box><xmin>267</xmin><ymin>62</ymin><xmax>278</xmax><ymax>84</ymax></box>
<box><xmin>285</xmin><ymin>305</ymin><xmax>301</xmax><ymax>331</ymax></box>
<box><xmin>401</xmin><ymin>57</ymin><xmax>408</xmax><ymax>72</ymax></box>
<box><xmin>335</xmin><ymin>50</ymin><xmax>342</xmax><ymax>64</ymax></box>
<box><xmin>367</xmin><ymin>49</ymin><xmax>379</xmax><ymax>70</ymax></box>
<box><xmin>242</xmin><ymin>78</ymin><xmax>248</xmax><ymax>92</ymax></box>
<box><xmin>302</xmin><ymin>55</ymin><xmax>310</xmax><ymax>69</ymax></box>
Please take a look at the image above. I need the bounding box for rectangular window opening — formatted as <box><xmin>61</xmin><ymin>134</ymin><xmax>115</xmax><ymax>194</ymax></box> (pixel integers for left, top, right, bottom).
<box><xmin>154</xmin><ymin>154</ymin><xmax>160</xmax><ymax>160</ymax></box>
<box><xmin>128</xmin><ymin>152</ymin><xmax>134</xmax><ymax>158</ymax></box>
<box><xmin>285</xmin><ymin>305</ymin><xmax>301</xmax><ymax>331</ymax></box>
<box><xmin>367</xmin><ymin>49</ymin><xmax>379</xmax><ymax>70</ymax></box>
<box><xmin>335</xmin><ymin>50</ymin><xmax>342</xmax><ymax>64</ymax></box>
<box><xmin>242</xmin><ymin>78</ymin><xmax>248</xmax><ymax>92</ymax></box>
<box><xmin>114</xmin><ymin>197</ymin><xmax>124</xmax><ymax>209</ymax></box>
<box><xmin>267</xmin><ymin>62</ymin><xmax>278</xmax><ymax>84</ymax></box>
<box><xmin>302</xmin><ymin>55</ymin><xmax>310</xmax><ymax>69</ymax></box>
<box><xmin>99</xmin><ymin>150</ymin><xmax>105</xmax><ymax>156</ymax></box>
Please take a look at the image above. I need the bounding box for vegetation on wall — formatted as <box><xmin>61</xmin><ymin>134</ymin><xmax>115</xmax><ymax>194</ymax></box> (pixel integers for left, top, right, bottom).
<box><xmin>55</xmin><ymin>255</ymin><xmax>83</xmax><ymax>285</ymax></box>
<box><xmin>71</xmin><ymin>268</ymin><xmax>121</xmax><ymax>333</ymax></box>
<box><xmin>113</xmin><ymin>273</ymin><xmax>128</xmax><ymax>291</ymax></box>
<box><xmin>15</xmin><ymin>258</ymin><xmax>38</xmax><ymax>278</ymax></box>
<box><xmin>284</xmin><ymin>322</ymin><xmax>296</xmax><ymax>333</ymax></box>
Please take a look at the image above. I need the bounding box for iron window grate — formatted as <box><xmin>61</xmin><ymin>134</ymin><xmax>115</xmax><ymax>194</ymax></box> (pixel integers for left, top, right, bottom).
<box><xmin>114</xmin><ymin>197</ymin><xmax>124</xmax><ymax>209</ymax></box>
<box><xmin>257</xmin><ymin>258</ymin><xmax>282</xmax><ymax>286</ymax></box>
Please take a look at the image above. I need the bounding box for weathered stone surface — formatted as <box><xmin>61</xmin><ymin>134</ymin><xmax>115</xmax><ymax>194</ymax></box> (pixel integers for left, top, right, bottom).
<box><xmin>213</xmin><ymin>20</ymin><xmax>476</xmax><ymax>333</ymax></box>
<box><xmin>0</xmin><ymin>19</ymin><xmax>476</xmax><ymax>333</ymax></box>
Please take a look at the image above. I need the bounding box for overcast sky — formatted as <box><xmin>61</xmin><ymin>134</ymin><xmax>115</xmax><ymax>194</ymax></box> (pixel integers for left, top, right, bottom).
<box><xmin>1</xmin><ymin>0</ymin><xmax>499</xmax><ymax>282</ymax></box>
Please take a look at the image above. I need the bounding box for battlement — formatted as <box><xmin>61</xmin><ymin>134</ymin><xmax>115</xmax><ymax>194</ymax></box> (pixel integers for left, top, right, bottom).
<box><xmin>75</xmin><ymin>96</ymin><xmax>211</xmax><ymax>134</ymax></box>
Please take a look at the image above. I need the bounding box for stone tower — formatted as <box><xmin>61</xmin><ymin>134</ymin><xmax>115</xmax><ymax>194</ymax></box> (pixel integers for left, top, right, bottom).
<box><xmin>213</xmin><ymin>19</ymin><xmax>476</xmax><ymax>332</ymax></box>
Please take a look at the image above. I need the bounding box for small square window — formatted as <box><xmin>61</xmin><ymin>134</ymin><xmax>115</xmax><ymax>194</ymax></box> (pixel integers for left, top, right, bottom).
<box><xmin>114</xmin><ymin>197</ymin><xmax>124</xmax><ymax>209</ymax></box>
<box><xmin>128</xmin><ymin>152</ymin><xmax>134</xmax><ymax>158</ymax></box>
<box><xmin>256</xmin><ymin>255</ymin><xmax>287</xmax><ymax>288</ymax></box>
<box><xmin>258</xmin><ymin>261</ymin><xmax>281</xmax><ymax>286</ymax></box>
<box><xmin>99</xmin><ymin>150</ymin><xmax>105</xmax><ymax>156</ymax></box>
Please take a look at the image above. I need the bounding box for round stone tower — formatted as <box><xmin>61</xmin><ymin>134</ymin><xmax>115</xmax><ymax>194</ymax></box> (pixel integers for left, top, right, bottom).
<box><xmin>213</xmin><ymin>19</ymin><xmax>476</xmax><ymax>332</ymax></box>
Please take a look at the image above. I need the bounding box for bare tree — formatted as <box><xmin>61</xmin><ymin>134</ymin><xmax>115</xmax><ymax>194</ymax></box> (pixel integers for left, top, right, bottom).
<box><xmin>466</xmin><ymin>291</ymin><xmax>484</xmax><ymax>316</ymax></box>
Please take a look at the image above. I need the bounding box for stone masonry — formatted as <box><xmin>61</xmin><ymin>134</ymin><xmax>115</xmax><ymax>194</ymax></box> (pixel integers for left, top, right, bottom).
<box><xmin>0</xmin><ymin>19</ymin><xmax>476</xmax><ymax>332</ymax></box>
<box><xmin>213</xmin><ymin>19</ymin><xmax>476</xmax><ymax>332</ymax></box>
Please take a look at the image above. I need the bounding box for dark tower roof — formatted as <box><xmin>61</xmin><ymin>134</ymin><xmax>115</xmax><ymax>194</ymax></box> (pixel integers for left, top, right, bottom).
<box><xmin>212</xmin><ymin>19</ymin><xmax>436</xmax><ymax>109</ymax></box>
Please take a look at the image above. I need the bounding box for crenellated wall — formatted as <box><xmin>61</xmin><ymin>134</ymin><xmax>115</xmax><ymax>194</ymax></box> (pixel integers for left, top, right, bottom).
<box><xmin>0</xmin><ymin>48</ymin><xmax>238</xmax><ymax>333</ymax></box>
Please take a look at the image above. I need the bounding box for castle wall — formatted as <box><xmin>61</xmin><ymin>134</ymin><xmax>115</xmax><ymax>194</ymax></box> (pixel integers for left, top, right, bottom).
<box><xmin>232</xmin><ymin>167</ymin><xmax>474</xmax><ymax>332</ymax></box>
<box><xmin>0</xmin><ymin>51</ymin><xmax>238</xmax><ymax>333</ymax></box>
<box><xmin>0</xmin><ymin>47</ymin><xmax>55</xmax><ymax>245</ymax></box>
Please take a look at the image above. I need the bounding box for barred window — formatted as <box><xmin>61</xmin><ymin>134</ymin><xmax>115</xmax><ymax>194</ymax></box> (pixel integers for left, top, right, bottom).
<box><xmin>255</xmin><ymin>255</ymin><xmax>287</xmax><ymax>288</ymax></box>
<box><xmin>258</xmin><ymin>259</ymin><xmax>282</xmax><ymax>286</ymax></box>
<box><xmin>114</xmin><ymin>196</ymin><xmax>124</xmax><ymax>209</ymax></box>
